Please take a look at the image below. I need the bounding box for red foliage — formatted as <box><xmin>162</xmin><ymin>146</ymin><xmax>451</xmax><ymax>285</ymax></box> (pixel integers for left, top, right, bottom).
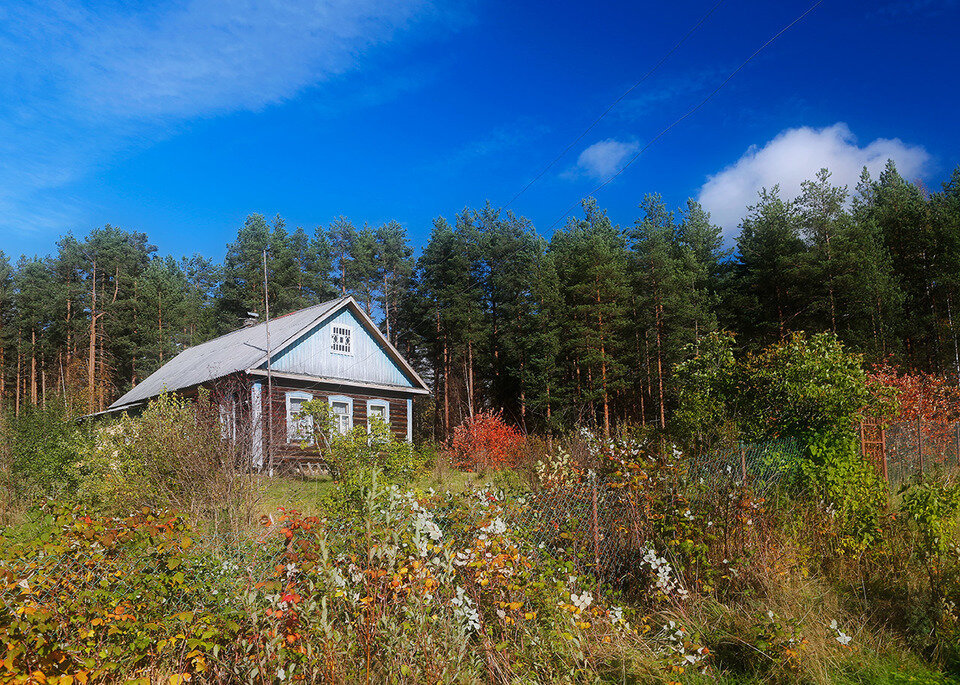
<box><xmin>449</xmin><ymin>411</ymin><xmax>526</xmax><ymax>471</ymax></box>
<box><xmin>867</xmin><ymin>364</ymin><xmax>960</xmax><ymax>423</ymax></box>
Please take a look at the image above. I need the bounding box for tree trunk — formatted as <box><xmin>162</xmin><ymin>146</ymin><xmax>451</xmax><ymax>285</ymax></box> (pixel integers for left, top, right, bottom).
<box><xmin>15</xmin><ymin>330</ymin><xmax>22</xmax><ymax>418</ymax></box>
<box><xmin>443</xmin><ymin>332</ymin><xmax>450</xmax><ymax>438</ymax></box>
<box><xmin>596</xmin><ymin>274</ymin><xmax>610</xmax><ymax>438</ymax></box>
<box><xmin>546</xmin><ymin>382</ymin><xmax>553</xmax><ymax>452</ymax></box>
<box><xmin>519</xmin><ymin>358</ymin><xmax>527</xmax><ymax>433</ymax></box>
<box><xmin>635</xmin><ymin>319</ymin><xmax>645</xmax><ymax>425</ymax></box>
<box><xmin>66</xmin><ymin>296</ymin><xmax>72</xmax><ymax>371</ymax></box>
<box><xmin>645</xmin><ymin>329</ymin><xmax>652</xmax><ymax>409</ymax></box>
<box><xmin>383</xmin><ymin>273</ymin><xmax>391</xmax><ymax>343</ymax></box>
<box><xmin>87</xmin><ymin>261</ymin><xmax>98</xmax><ymax>413</ymax></box>
<box><xmin>467</xmin><ymin>339</ymin><xmax>475</xmax><ymax>419</ymax></box>
<box><xmin>158</xmin><ymin>290</ymin><xmax>164</xmax><ymax>362</ymax></box>
<box><xmin>825</xmin><ymin>233</ymin><xmax>837</xmax><ymax>333</ymax></box>
<box><xmin>30</xmin><ymin>329</ymin><xmax>37</xmax><ymax>406</ymax></box>
<box><xmin>434</xmin><ymin>308</ymin><xmax>442</xmax><ymax>440</ymax></box>
<box><xmin>652</xmin><ymin>273</ymin><xmax>666</xmax><ymax>430</ymax></box>
<box><xmin>948</xmin><ymin>294</ymin><xmax>960</xmax><ymax>383</ymax></box>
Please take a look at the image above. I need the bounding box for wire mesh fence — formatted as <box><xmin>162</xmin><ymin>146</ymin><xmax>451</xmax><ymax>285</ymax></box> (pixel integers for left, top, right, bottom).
<box><xmin>883</xmin><ymin>420</ymin><xmax>960</xmax><ymax>484</ymax></box>
<box><xmin>4</xmin><ymin>425</ymin><xmax>955</xmax><ymax>633</ymax></box>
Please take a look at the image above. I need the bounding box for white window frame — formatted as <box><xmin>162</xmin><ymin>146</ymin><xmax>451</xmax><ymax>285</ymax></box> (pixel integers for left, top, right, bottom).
<box><xmin>219</xmin><ymin>391</ymin><xmax>237</xmax><ymax>443</ymax></box>
<box><xmin>366</xmin><ymin>399</ymin><xmax>390</xmax><ymax>431</ymax></box>
<box><xmin>331</xmin><ymin>324</ymin><xmax>353</xmax><ymax>356</ymax></box>
<box><xmin>328</xmin><ymin>395</ymin><xmax>354</xmax><ymax>435</ymax></box>
<box><xmin>285</xmin><ymin>391</ymin><xmax>314</xmax><ymax>444</ymax></box>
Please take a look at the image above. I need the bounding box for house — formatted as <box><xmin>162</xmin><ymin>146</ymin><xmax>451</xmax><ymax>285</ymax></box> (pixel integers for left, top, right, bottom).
<box><xmin>103</xmin><ymin>296</ymin><xmax>430</xmax><ymax>470</ymax></box>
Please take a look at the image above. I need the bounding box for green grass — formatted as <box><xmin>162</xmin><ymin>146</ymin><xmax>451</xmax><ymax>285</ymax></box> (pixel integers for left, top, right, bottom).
<box><xmin>254</xmin><ymin>466</ymin><xmax>505</xmax><ymax>518</ymax></box>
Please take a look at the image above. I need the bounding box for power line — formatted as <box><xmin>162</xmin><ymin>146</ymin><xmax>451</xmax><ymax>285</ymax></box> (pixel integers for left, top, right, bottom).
<box><xmin>547</xmin><ymin>0</ymin><xmax>824</xmax><ymax>232</ymax></box>
<box><xmin>502</xmin><ymin>0</ymin><xmax>727</xmax><ymax>210</ymax></box>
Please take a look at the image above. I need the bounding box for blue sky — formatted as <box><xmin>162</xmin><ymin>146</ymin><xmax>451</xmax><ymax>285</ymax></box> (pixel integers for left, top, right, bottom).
<box><xmin>2</xmin><ymin>0</ymin><xmax>958</xmax><ymax>259</ymax></box>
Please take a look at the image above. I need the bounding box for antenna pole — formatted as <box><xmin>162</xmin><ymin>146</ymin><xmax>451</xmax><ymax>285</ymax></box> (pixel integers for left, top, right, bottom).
<box><xmin>263</xmin><ymin>249</ymin><xmax>274</xmax><ymax>477</ymax></box>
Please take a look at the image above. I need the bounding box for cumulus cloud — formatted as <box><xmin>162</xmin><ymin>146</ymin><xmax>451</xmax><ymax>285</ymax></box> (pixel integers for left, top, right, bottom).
<box><xmin>0</xmin><ymin>0</ymin><xmax>453</xmax><ymax>234</ymax></box>
<box><xmin>571</xmin><ymin>139</ymin><xmax>640</xmax><ymax>180</ymax></box>
<box><xmin>697</xmin><ymin>123</ymin><xmax>930</xmax><ymax>238</ymax></box>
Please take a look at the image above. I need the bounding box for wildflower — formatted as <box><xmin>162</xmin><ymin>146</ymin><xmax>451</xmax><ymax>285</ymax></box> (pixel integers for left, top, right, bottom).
<box><xmin>571</xmin><ymin>592</ymin><xmax>593</xmax><ymax>611</ymax></box>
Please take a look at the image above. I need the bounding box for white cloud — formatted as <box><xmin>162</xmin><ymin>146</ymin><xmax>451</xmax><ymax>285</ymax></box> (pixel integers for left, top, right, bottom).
<box><xmin>571</xmin><ymin>139</ymin><xmax>640</xmax><ymax>180</ymax></box>
<box><xmin>0</xmin><ymin>0</ymin><xmax>453</xmax><ymax>235</ymax></box>
<box><xmin>698</xmin><ymin>123</ymin><xmax>930</xmax><ymax>238</ymax></box>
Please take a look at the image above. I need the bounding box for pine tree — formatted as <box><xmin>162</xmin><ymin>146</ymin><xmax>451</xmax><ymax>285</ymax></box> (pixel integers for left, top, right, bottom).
<box><xmin>729</xmin><ymin>186</ymin><xmax>807</xmax><ymax>346</ymax></box>
<box><xmin>550</xmin><ymin>199</ymin><xmax>629</xmax><ymax>437</ymax></box>
<box><xmin>374</xmin><ymin>221</ymin><xmax>415</xmax><ymax>343</ymax></box>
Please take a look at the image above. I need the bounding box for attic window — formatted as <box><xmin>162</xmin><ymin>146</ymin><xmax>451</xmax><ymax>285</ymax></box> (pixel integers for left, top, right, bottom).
<box><xmin>331</xmin><ymin>324</ymin><xmax>353</xmax><ymax>355</ymax></box>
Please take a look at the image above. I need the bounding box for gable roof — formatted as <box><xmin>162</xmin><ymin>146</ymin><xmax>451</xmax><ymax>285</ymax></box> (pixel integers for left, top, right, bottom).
<box><xmin>107</xmin><ymin>296</ymin><xmax>428</xmax><ymax>411</ymax></box>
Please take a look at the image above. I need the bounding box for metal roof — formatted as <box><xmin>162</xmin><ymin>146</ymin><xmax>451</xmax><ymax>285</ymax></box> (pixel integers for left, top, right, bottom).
<box><xmin>109</xmin><ymin>297</ymin><xmax>346</xmax><ymax>409</ymax></box>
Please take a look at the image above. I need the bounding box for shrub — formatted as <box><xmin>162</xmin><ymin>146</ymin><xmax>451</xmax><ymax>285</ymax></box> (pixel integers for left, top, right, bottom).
<box><xmin>76</xmin><ymin>392</ymin><xmax>255</xmax><ymax>530</ymax></box>
<box><xmin>0</xmin><ymin>502</ymin><xmax>243</xmax><ymax>682</ymax></box>
<box><xmin>449</xmin><ymin>411</ymin><xmax>526</xmax><ymax>471</ymax></box>
<box><xmin>298</xmin><ymin>398</ymin><xmax>428</xmax><ymax>497</ymax></box>
<box><xmin>676</xmin><ymin>331</ymin><xmax>883</xmax><ymax>446</ymax></box>
<box><xmin>1</xmin><ymin>403</ymin><xmax>85</xmax><ymax>495</ymax></box>
<box><xmin>800</xmin><ymin>432</ymin><xmax>887</xmax><ymax>554</ymax></box>
<box><xmin>899</xmin><ymin>473</ymin><xmax>960</xmax><ymax>669</ymax></box>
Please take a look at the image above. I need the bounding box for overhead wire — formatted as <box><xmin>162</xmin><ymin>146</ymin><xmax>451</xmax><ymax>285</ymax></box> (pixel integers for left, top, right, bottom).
<box><xmin>502</xmin><ymin>0</ymin><xmax>727</xmax><ymax>210</ymax></box>
<box><xmin>258</xmin><ymin>0</ymin><xmax>826</xmax><ymax>433</ymax></box>
<box><xmin>546</xmin><ymin>0</ymin><xmax>825</xmax><ymax>232</ymax></box>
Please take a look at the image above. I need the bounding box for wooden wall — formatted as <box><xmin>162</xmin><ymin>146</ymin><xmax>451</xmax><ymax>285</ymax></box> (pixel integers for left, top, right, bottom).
<box><xmin>262</xmin><ymin>383</ymin><xmax>412</xmax><ymax>464</ymax></box>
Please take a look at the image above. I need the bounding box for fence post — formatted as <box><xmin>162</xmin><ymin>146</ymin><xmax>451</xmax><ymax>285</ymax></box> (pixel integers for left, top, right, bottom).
<box><xmin>917</xmin><ymin>416</ymin><xmax>924</xmax><ymax>475</ymax></box>
<box><xmin>881</xmin><ymin>425</ymin><xmax>888</xmax><ymax>485</ymax></box>
<box><xmin>591</xmin><ymin>478</ymin><xmax>600</xmax><ymax>578</ymax></box>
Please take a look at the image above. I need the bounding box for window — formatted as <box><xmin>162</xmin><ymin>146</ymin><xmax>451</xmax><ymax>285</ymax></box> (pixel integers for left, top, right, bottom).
<box><xmin>286</xmin><ymin>391</ymin><xmax>314</xmax><ymax>443</ymax></box>
<box><xmin>367</xmin><ymin>400</ymin><xmax>390</xmax><ymax>430</ymax></box>
<box><xmin>328</xmin><ymin>396</ymin><xmax>353</xmax><ymax>435</ymax></box>
<box><xmin>331</xmin><ymin>324</ymin><xmax>353</xmax><ymax>355</ymax></box>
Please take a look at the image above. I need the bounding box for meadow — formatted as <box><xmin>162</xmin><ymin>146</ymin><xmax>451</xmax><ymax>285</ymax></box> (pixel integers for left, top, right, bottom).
<box><xmin>2</xmin><ymin>335</ymin><xmax>960</xmax><ymax>684</ymax></box>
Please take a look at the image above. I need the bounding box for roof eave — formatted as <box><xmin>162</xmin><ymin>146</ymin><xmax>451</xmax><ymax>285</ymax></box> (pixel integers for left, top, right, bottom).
<box><xmin>246</xmin><ymin>368</ymin><xmax>430</xmax><ymax>395</ymax></box>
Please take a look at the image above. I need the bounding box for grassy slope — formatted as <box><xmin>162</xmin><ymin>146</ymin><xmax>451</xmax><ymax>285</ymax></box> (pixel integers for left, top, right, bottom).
<box><xmin>253</xmin><ymin>468</ymin><xmax>959</xmax><ymax>684</ymax></box>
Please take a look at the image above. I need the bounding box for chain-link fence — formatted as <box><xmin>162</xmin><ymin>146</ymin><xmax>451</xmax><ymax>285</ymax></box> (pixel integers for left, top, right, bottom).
<box><xmin>503</xmin><ymin>440</ymin><xmax>797</xmax><ymax>584</ymax></box>
<box><xmin>883</xmin><ymin>420</ymin><xmax>960</xmax><ymax>484</ymax></box>
<box><xmin>5</xmin><ymin>426</ymin><xmax>949</xmax><ymax>637</ymax></box>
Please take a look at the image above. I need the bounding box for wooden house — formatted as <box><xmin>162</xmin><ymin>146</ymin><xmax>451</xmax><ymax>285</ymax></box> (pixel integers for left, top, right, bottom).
<box><xmin>103</xmin><ymin>296</ymin><xmax>429</xmax><ymax>470</ymax></box>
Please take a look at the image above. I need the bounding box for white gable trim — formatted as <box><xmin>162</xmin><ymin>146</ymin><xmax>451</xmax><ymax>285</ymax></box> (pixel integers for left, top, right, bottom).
<box><xmin>250</xmin><ymin>296</ymin><xmax>429</xmax><ymax>392</ymax></box>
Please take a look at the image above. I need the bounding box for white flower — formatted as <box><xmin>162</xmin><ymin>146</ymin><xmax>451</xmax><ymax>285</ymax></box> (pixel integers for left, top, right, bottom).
<box><xmin>836</xmin><ymin>632</ymin><xmax>852</xmax><ymax>645</ymax></box>
<box><xmin>451</xmin><ymin>586</ymin><xmax>481</xmax><ymax>632</ymax></box>
<box><xmin>483</xmin><ymin>517</ymin><xmax>507</xmax><ymax>535</ymax></box>
<box><xmin>829</xmin><ymin>619</ymin><xmax>838</xmax><ymax>630</ymax></box>
<box><xmin>277</xmin><ymin>667</ymin><xmax>286</xmax><ymax>680</ymax></box>
<box><xmin>571</xmin><ymin>592</ymin><xmax>593</xmax><ymax>611</ymax></box>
